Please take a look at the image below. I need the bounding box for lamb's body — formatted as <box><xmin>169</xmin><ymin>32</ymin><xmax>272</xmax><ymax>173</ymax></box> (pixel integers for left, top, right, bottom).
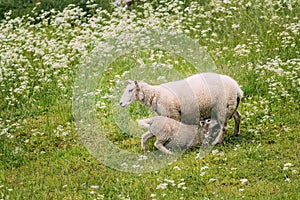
<box><xmin>138</xmin><ymin>116</ymin><xmax>210</xmax><ymax>154</ymax></box>
<box><xmin>120</xmin><ymin>73</ymin><xmax>243</xmax><ymax>144</ymax></box>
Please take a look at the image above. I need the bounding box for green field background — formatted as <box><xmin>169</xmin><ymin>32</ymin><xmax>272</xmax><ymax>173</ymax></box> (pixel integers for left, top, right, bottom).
<box><xmin>0</xmin><ymin>0</ymin><xmax>299</xmax><ymax>199</ymax></box>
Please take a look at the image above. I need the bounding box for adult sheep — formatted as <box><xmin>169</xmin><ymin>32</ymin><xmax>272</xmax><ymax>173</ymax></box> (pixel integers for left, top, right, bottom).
<box><xmin>120</xmin><ymin>72</ymin><xmax>243</xmax><ymax>144</ymax></box>
<box><xmin>138</xmin><ymin>116</ymin><xmax>211</xmax><ymax>154</ymax></box>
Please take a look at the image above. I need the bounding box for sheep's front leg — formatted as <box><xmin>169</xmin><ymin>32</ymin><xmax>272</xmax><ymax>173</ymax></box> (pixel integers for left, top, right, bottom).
<box><xmin>232</xmin><ymin>110</ymin><xmax>241</xmax><ymax>136</ymax></box>
<box><xmin>154</xmin><ymin>140</ymin><xmax>172</xmax><ymax>155</ymax></box>
<box><xmin>211</xmin><ymin>113</ymin><xmax>226</xmax><ymax>145</ymax></box>
<box><xmin>141</xmin><ymin>131</ymin><xmax>154</xmax><ymax>150</ymax></box>
<box><xmin>212</xmin><ymin>125</ymin><xmax>225</xmax><ymax>145</ymax></box>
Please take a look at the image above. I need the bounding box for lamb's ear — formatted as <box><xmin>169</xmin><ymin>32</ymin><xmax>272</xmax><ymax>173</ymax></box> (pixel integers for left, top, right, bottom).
<box><xmin>199</xmin><ymin>120</ymin><xmax>205</xmax><ymax>127</ymax></box>
<box><xmin>205</xmin><ymin>119</ymin><xmax>211</xmax><ymax>124</ymax></box>
<box><xmin>199</xmin><ymin>119</ymin><xmax>211</xmax><ymax>127</ymax></box>
<box><xmin>204</xmin><ymin>119</ymin><xmax>211</xmax><ymax>128</ymax></box>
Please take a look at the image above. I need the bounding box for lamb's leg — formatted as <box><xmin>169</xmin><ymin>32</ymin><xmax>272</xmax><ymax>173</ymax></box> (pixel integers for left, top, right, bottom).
<box><xmin>232</xmin><ymin>110</ymin><xmax>241</xmax><ymax>136</ymax></box>
<box><xmin>188</xmin><ymin>119</ymin><xmax>209</xmax><ymax>148</ymax></box>
<box><xmin>141</xmin><ymin>131</ymin><xmax>154</xmax><ymax>150</ymax></box>
<box><xmin>188</xmin><ymin>135</ymin><xmax>200</xmax><ymax>148</ymax></box>
<box><xmin>154</xmin><ymin>140</ymin><xmax>172</xmax><ymax>155</ymax></box>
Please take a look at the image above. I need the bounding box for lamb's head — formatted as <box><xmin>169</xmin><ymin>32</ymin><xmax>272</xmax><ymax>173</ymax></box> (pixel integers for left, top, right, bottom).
<box><xmin>199</xmin><ymin>119</ymin><xmax>211</xmax><ymax>132</ymax></box>
<box><xmin>120</xmin><ymin>80</ymin><xmax>140</xmax><ymax>107</ymax></box>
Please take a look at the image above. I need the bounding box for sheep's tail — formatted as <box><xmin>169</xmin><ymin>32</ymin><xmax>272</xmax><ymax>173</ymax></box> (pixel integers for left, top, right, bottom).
<box><xmin>234</xmin><ymin>86</ymin><xmax>243</xmax><ymax>114</ymax></box>
<box><xmin>137</xmin><ymin>118</ymin><xmax>153</xmax><ymax>128</ymax></box>
<box><xmin>237</xmin><ymin>86</ymin><xmax>243</xmax><ymax>99</ymax></box>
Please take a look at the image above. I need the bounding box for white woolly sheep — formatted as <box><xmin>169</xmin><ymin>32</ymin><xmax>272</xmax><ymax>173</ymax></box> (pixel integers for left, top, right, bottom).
<box><xmin>120</xmin><ymin>72</ymin><xmax>243</xmax><ymax>144</ymax></box>
<box><xmin>138</xmin><ymin>116</ymin><xmax>211</xmax><ymax>154</ymax></box>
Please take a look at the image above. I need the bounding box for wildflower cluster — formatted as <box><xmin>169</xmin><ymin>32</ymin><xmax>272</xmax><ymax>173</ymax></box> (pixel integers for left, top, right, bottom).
<box><xmin>1</xmin><ymin>0</ymin><xmax>298</xmax><ymax>110</ymax></box>
<box><xmin>0</xmin><ymin>0</ymin><xmax>298</xmax><ymax>172</ymax></box>
<box><xmin>0</xmin><ymin>0</ymin><xmax>299</xmax><ymax>198</ymax></box>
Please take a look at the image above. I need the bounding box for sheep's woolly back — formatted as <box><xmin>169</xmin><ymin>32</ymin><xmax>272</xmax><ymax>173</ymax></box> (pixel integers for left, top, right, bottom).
<box><xmin>136</xmin><ymin>73</ymin><xmax>243</xmax><ymax>126</ymax></box>
<box><xmin>220</xmin><ymin>74</ymin><xmax>243</xmax><ymax>98</ymax></box>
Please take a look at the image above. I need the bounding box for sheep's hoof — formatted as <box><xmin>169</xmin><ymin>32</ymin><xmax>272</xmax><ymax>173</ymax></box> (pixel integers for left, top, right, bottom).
<box><xmin>212</xmin><ymin>138</ymin><xmax>222</xmax><ymax>145</ymax></box>
<box><xmin>165</xmin><ymin>150</ymin><xmax>173</xmax><ymax>155</ymax></box>
<box><xmin>141</xmin><ymin>143</ymin><xmax>147</xmax><ymax>150</ymax></box>
<box><xmin>231</xmin><ymin>132</ymin><xmax>240</xmax><ymax>137</ymax></box>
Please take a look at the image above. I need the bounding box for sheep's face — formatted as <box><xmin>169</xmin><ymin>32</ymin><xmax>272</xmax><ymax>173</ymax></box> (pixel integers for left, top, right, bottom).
<box><xmin>120</xmin><ymin>80</ymin><xmax>139</xmax><ymax>107</ymax></box>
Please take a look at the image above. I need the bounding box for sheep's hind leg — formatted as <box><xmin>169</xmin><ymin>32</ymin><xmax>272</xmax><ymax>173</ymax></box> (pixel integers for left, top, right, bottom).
<box><xmin>154</xmin><ymin>140</ymin><xmax>172</xmax><ymax>155</ymax></box>
<box><xmin>232</xmin><ymin>110</ymin><xmax>241</xmax><ymax>136</ymax></box>
<box><xmin>141</xmin><ymin>131</ymin><xmax>154</xmax><ymax>150</ymax></box>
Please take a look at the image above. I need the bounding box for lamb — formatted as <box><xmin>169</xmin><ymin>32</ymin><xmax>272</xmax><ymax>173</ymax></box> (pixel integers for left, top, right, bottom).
<box><xmin>120</xmin><ymin>72</ymin><xmax>243</xmax><ymax>144</ymax></box>
<box><xmin>138</xmin><ymin>116</ymin><xmax>211</xmax><ymax>154</ymax></box>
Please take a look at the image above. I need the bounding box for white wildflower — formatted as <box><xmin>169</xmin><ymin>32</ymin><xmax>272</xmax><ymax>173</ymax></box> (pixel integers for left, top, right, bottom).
<box><xmin>173</xmin><ymin>166</ymin><xmax>181</xmax><ymax>170</ymax></box>
<box><xmin>150</xmin><ymin>193</ymin><xmax>156</xmax><ymax>197</ymax></box>
<box><xmin>283</xmin><ymin>163</ymin><xmax>293</xmax><ymax>170</ymax></box>
<box><xmin>211</xmin><ymin>149</ymin><xmax>219</xmax><ymax>155</ymax></box>
<box><xmin>284</xmin><ymin>163</ymin><xmax>293</xmax><ymax>167</ymax></box>
<box><xmin>201</xmin><ymin>165</ymin><xmax>209</xmax><ymax>171</ymax></box>
<box><xmin>177</xmin><ymin>182</ymin><xmax>185</xmax><ymax>188</ymax></box>
<box><xmin>285</xmin><ymin>178</ymin><xmax>291</xmax><ymax>182</ymax></box>
<box><xmin>232</xmin><ymin>24</ymin><xmax>240</xmax><ymax>29</ymax></box>
<box><xmin>240</xmin><ymin>179</ymin><xmax>248</xmax><ymax>184</ymax></box>
<box><xmin>156</xmin><ymin>183</ymin><xmax>168</xmax><ymax>189</ymax></box>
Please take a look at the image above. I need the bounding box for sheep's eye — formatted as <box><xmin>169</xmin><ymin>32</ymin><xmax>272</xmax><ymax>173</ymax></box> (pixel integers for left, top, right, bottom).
<box><xmin>128</xmin><ymin>89</ymin><xmax>133</xmax><ymax>92</ymax></box>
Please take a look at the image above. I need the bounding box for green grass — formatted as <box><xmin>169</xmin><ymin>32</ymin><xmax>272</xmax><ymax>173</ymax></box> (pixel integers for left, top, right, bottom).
<box><xmin>1</xmin><ymin>0</ymin><xmax>299</xmax><ymax>199</ymax></box>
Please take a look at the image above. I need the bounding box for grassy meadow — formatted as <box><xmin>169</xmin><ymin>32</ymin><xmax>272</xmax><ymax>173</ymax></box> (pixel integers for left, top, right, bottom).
<box><xmin>0</xmin><ymin>0</ymin><xmax>299</xmax><ymax>199</ymax></box>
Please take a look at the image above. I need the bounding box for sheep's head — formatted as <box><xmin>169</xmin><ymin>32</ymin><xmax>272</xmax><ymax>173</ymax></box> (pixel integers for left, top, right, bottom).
<box><xmin>119</xmin><ymin>80</ymin><xmax>140</xmax><ymax>107</ymax></box>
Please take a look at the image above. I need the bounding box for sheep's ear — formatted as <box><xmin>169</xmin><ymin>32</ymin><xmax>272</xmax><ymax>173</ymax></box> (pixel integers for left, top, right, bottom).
<box><xmin>134</xmin><ymin>80</ymin><xmax>139</xmax><ymax>88</ymax></box>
